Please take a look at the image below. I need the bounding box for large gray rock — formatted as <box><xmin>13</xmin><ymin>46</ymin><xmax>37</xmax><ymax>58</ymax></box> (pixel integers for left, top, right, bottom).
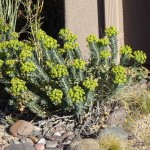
<box><xmin>106</xmin><ymin>107</ymin><xmax>127</xmax><ymax>127</ymax></box>
<box><xmin>99</xmin><ymin>126</ymin><xmax>128</xmax><ymax>140</ymax></box>
<box><xmin>4</xmin><ymin>143</ymin><xmax>35</xmax><ymax>150</ymax></box>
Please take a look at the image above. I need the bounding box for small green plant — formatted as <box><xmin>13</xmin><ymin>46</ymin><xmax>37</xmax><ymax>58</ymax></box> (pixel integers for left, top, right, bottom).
<box><xmin>99</xmin><ymin>134</ymin><xmax>127</xmax><ymax>150</ymax></box>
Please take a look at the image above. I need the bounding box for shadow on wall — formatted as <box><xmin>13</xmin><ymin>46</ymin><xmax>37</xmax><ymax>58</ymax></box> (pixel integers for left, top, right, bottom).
<box><xmin>123</xmin><ymin>0</ymin><xmax>150</xmax><ymax>66</ymax></box>
<box><xmin>97</xmin><ymin>0</ymin><xmax>105</xmax><ymax>38</ymax></box>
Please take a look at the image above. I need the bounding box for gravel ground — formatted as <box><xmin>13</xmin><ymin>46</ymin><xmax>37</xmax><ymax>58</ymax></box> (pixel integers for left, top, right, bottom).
<box><xmin>128</xmin><ymin>114</ymin><xmax>150</xmax><ymax>150</ymax></box>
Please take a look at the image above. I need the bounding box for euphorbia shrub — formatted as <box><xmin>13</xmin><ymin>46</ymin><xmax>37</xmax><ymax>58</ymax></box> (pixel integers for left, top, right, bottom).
<box><xmin>0</xmin><ymin>18</ymin><xmax>149</xmax><ymax>118</ymax></box>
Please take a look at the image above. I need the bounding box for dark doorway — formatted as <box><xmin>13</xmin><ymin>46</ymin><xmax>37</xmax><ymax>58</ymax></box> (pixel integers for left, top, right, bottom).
<box><xmin>123</xmin><ymin>0</ymin><xmax>150</xmax><ymax>66</ymax></box>
<box><xmin>16</xmin><ymin>0</ymin><xmax>65</xmax><ymax>40</ymax></box>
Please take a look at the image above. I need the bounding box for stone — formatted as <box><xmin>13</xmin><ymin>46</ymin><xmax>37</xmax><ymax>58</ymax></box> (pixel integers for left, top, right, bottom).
<box><xmin>0</xmin><ymin>144</ymin><xmax>4</xmax><ymax>150</ymax></box>
<box><xmin>53</xmin><ymin>132</ymin><xmax>61</xmax><ymax>136</ymax></box>
<box><xmin>46</xmin><ymin>141</ymin><xmax>58</xmax><ymax>148</ymax></box>
<box><xmin>62</xmin><ymin>131</ymin><xmax>74</xmax><ymax>139</ymax></box>
<box><xmin>68</xmin><ymin>138</ymin><xmax>99</xmax><ymax>150</ymax></box>
<box><xmin>48</xmin><ymin>136</ymin><xmax>64</xmax><ymax>141</ymax></box>
<box><xmin>37</xmin><ymin>138</ymin><xmax>46</xmax><ymax>144</ymax></box>
<box><xmin>29</xmin><ymin>135</ymin><xmax>39</xmax><ymax>143</ymax></box>
<box><xmin>26</xmin><ymin>138</ymin><xmax>34</xmax><ymax>144</ymax></box>
<box><xmin>99</xmin><ymin>126</ymin><xmax>128</xmax><ymax>140</ymax></box>
<box><xmin>4</xmin><ymin>143</ymin><xmax>35</xmax><ymax>150</ymax></box>
<box><xmin>106</xmin><ymin>107</ymin><xmax>127</xmax><ymax>127</ymax></box>
<box><xmin>34</xmin><ymin>143</ymin><xmax>45</xmax><ymax>150</ymax></box>
<box><xmin>9</xmin><ymin>120</ymin><xmax>34</xmax><ymax>137</ymax></box>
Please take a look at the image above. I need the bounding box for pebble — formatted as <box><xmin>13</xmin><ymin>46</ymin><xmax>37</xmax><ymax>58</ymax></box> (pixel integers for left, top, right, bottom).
<box><xmin>48</xmin><ymin>136</ymin><xmax>64</xmax><ymax>141</ymax></box>
<box><xmin>46</xmin><ymin>141</ymin><xmax>58</xmax><ymax>148</ymax></box>
<box><xmin>62</xmin><ymin>131</ymin><xmax>74</xmax><ymax>139</ymax></box>
<box><xmin>34</xmin><ymin>143</ymin><xmax>45</xmax><ymax>150</ymax></box>
<box><xmin>26</xmin><ymin>138</ymin><xmax>34</xmax><ymax>144</ymax></box>
<box><xmin>53</xmin><ymin>132</ymin><xmax>61</xmax><ymax>136</ymax></box>
<box><xmin>29</xmin><ymin>135</ymin><xmax>39</xmax><ymax>143</ymax></box>
<box><xmin>37</xmin><ymin>138</ymin><xmax>46</xmax><ymax>144</ymax></box>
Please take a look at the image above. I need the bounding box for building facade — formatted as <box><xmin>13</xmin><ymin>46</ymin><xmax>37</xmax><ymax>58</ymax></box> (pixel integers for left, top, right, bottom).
<box><xmin>64</xmin><ymin>0</ymin><xmax>150</xmax><ymax>66</ymax></box>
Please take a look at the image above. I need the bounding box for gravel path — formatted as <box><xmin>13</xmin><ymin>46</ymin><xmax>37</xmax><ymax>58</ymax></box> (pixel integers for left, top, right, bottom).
<box><xmin>128</xmin><ymin>114</ymin><xmax>150</xmax><ymax>150</ymax></box>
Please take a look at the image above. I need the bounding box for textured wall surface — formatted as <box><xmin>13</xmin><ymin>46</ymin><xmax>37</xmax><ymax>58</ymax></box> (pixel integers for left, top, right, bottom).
<box><xmin>65</xmin><ymin>0</ymin><xmax>99</xmax><ymax>60</ymax></box>
<box><xmin>123</xmin><ymin>0</ymin><xmax>150</xmax><ymax>64</ymax></box>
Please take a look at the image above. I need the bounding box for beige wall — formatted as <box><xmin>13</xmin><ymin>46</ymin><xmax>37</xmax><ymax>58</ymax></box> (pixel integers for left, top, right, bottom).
<box><xmin>64</xmin><ymin>0</ymin><xmax>99</xmax><ymax>60</ymax></box>
<box><xmin>104</xmin><ymin>0</ymin><xmax>124</xmax><ymax>64</ymax></box>
<box><xmin>123</xmin><ymin>0</ymin><xmax>150</xmax><ymax>64</ymax></box>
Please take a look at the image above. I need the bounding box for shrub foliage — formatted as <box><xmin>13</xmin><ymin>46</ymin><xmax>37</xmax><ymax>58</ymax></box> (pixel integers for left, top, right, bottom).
<box><xmin>0</xmin><ymin>18</ymin><xmax>149</xmax><ymax>118</ymax></box>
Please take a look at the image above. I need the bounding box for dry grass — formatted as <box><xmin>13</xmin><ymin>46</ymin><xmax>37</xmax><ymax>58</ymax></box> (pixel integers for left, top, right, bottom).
<box><xmin>98</xmin><ymin>134</ymin><xmax>128</xmax><ymax>150</ymax></box>
<box><xmin>109</xmin><ymin>83</ymin><xmax>150</xmax><ymax>118</ymax></box>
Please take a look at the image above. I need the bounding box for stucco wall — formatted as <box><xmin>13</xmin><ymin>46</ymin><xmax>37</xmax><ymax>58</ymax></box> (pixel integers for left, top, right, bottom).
<box><xmin>64</xmin><ymin>0</ymin><xmax>99</xmax><ymax>60</ymax></box>
<box><xmin>123</xmin><ymin>0</ymin><xmax>150</xmax><ymax>64</ymax></box>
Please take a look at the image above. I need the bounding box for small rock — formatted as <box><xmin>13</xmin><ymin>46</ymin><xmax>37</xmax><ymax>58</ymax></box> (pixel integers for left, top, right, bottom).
<box><xmin>53</xmin><ymin>124</ymin><xmax>66</xmax><ymax>132</ymax></box>
<box><xmin>106</xmin><ymin>107</ymin><xmax>127</xmax><ymax>127</ymax></box>
<box><xmin>62</xmin><ymin>139</ymin><xmax>72</xmax><ymax>145</ymax></box>
<box><xmin>26</xmin><ymin>138</ymin><xmax>34</xmax><ymax>144</ymax></box>
<box><xmin>48</xmin><ymin>136</ymin><xmax>64</xmax><ymax>141</ymax></box>
<box><xmin>13</xmin><ymin>140</ymin><xmax>20</xmax><ymax>144</ymax></box>
<box><xmin>9</xmin><ymin>120</ymin><xmax>34</xmax><ymax>137</ymax></box>
<box><xmin>45</xmin><ymin>148</ymin><xmax>61</xmax><ymax>150</ymax></box>
<box><xmin>46</xmin><ymin>141</ymin><xmax>58</xmax><ymax>148</ymax></box>
<box><xmin>53</xmin><ymin>132</ymin><xmax>61</xmax><ymax>136</ymax></box>
<box><xmin>29</xmin><ymin>135</ymin><xmax>39</xmax><ymax>143</ymax></box>
<box><xmin>62</xmin><ymin>131</ymin><xmax>74</xmax><ymax>139</ymax></box>
<box><xmin>4</xmin><ymin>143</ymin><xmax>35</xmax><ymax>150</ymax></box>
<box><xmin>0</xmin><ymin>144</ymin><xmax>4</xmax><ymax>150</ymax></box>
<box><xmin>69</xmin><ymin>138</ymin><xmax>99</xmax><ymax>150</ymax></box>
<box><xmin>37</xmin><ymin>134</ymin><xmax>43</xmax><ymax>139</ymax></box>
<box><xmin>56</xmin><ymin>144</ymin><xmax>64</xmax><ymax>149</ymax></box>
<box><xmin>34</xmin><ymin>143</ymin><xmax>45</xmax><ymax>150</ymax></box>
<box><xmin>37</xmin><ymin>138</ymin><xmax>46</xmax><ymax>144</ymax></box>
<box><xmin>2</xmin><ymin>135</ymin><xmax>14</xmax><ymax>141</ymax></box>
<box><xmin>99</xmin><ymin>126</ymin><xmax>128</xmax><ymax>140</ymax></box>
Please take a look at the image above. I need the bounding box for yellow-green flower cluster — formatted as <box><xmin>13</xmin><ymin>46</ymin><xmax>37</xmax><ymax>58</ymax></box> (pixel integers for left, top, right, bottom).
<box><xmin>21</xmin><ymin>62</ymin><xmax>37</xmax><ymax>73</ymax></box>
<box><xmin>10</xmin><ymin>77</ymin><xmax>27</xmax><ymax>95</ymax></box>
<box><xmin>0</xmin><ymin>19</ymin><xmax>10</xmax><ymax>33</ymax></box>
<box><xmin>36</xmin><ymin>29</ymin><xmax>58</xmax><ymax>49</ymax></box>
<box><xmin>5</xmin><ymin>59</ymin><xmax>16</xmax><ymax>66</ymax></box>
<box><xmin>98</xmin><ymin>37</ymin><xmax>110</xmax><ymax>46</ymax></box>
<box><xmin>68</xmin><ymin>85</ymin><xmax>85</xmax><ymax>103</ymax></box>
<box><xmin>72</xmin><ymin>59</ymin><xmax>86</xmax><ymax>70</ymax></box>
<box><xmin>133</xmin><ymin>50</ymin><xmax>147</xmax><ymax>64</ymax></box>
<box><xmin>49</xmin><ymin>89</ymin><xmax>63</xmax><ymax>104</ymax></box>
<box><xmin>105</xmin><ymin>26</ymin><xmax>118</xmax><ymax>37</ymax></box>
<box><xmin>100</xmin><ymin>50</ymin><xmax>111</xmax><ymax>59</ymax></box>
<box><xmin>59</xmin><ymin>28</ymin><xmax>77</xmax><ymax>42</ymax></box>
<box><xmin>0</xmin><ymin>40</ymin><xmax>24</xmax><ymax>51</ymax></box>
<box><xmin>0</xmin><ymin>59</ymin><xmax>4</xmax><ymax>67</ymax></box>
<box><xmin>19</xmin><ymin>44</ymin><xmax>33</xmax><ymax>60</ymax></box>
<box><xmin>83</xmin><ymin>78</ymin><xmax>98</xmax><ymax>91</ymax></box>
<box><xmin>50</xmin><ymin>64</ymin><xmax>68</xmax><ymax>78</ymax></box>
<box><xmin>46</xmin><ymin>60</ymin><xmax>55</xmax><ymax>68</ymax></box>
<box><xmin>86</xmin><ymin>35</ymin><xmax>98</xmax><ymax>44</ymax></box>
<box><xmin>58</xmin><ymin>48</ymin><xmax>66</xmax><ymax>54</ymax></box>
<box><xmin>64</xmin><ymin>42</ymin><xmax>79</xmax><ymax>51</ymax></box>
<box><xmin>11</xmin><ymin>32</ymin><xmax>19</xmax><ymax>39</ymax></box>
<box><xmin>112</xmin><ymin>65</ymin><xmax>127</xmax><ymax>84</ymax></box>
<box><xmin>120</xmin><ymin>45</ymin><xmax>132</xmax><ymax>56</ymax></box>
